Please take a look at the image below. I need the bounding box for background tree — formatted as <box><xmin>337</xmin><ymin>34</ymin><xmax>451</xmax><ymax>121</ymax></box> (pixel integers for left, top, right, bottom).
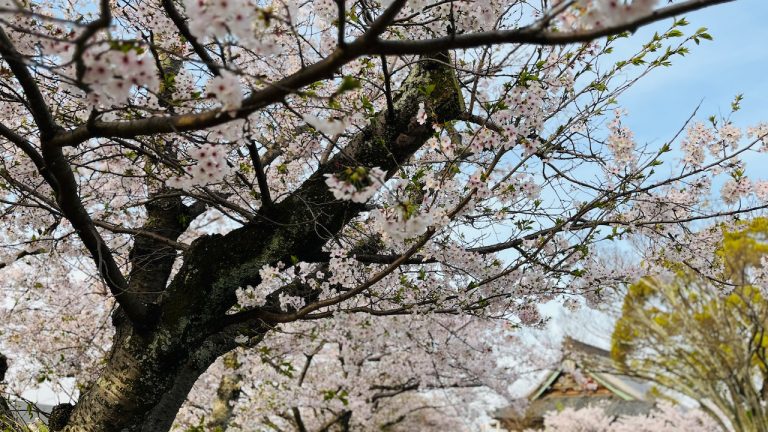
<box><xmin>175</xmin><ymin>313</ymin><xmax>525</xmax><ymax>431</ymax></box>
<box><xmin>611</xmin><ymin>218</ymin><xmax>768</xmax><ymax>432</ymax></box>
<box><xmin>0</xmin><ymin>0</ymin><xmax>765</xmax><ymax>431</ymax></box>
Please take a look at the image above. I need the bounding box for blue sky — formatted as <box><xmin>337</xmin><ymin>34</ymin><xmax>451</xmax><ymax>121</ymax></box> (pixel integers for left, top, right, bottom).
<box><xmin>536</xmin><ymin>0</ymin><xmax>768</xmax><ymax>352</ymax></box>
<box><xmin>615</xmin><ymin>0</ymin><xmax>768</xmax><ymax>142</ymax></box>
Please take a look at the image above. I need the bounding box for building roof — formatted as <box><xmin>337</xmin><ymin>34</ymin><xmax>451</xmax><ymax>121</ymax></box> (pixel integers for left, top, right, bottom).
<box><xmin>493</xmin><ymin>337</ymin><xmax>655</xmax><ymax>429</ymax></box>
<box><xmin>527</xmin><ymin>337</ymin><xmax>651</xmax><ymax>401</ymax></box>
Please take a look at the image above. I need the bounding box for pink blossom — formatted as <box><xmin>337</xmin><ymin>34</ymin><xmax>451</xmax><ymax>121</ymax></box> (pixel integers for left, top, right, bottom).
<box><xmin>324</xmin><ymin>167</ymin><xmax>385</xmax><ymax>203</ymax></box>
<box><xmin>206</xmin><ymin>70</ymin><xmax>244</xmax><ymax>112</ymax></box>
<box><xmin>167</xmin><ymin>144</ymin><xmax>232</xmax><ymax>189</ymax></box>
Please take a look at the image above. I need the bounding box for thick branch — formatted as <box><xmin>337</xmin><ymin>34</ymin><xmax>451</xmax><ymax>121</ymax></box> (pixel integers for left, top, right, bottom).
<box><xmin>48</xmin><ymin>0</ymin><xmax>404</xmax><ymax>146</ymax></box>
<box><xmin>159</xmin><ymin>51</ymin><xmax>464</xmax><ymax>334</ymax></box>
<box><xmin>94</xmin><ymin>220</ymin><xmax>189</xmax><ymax>251</ymax></box>
<box><xmin>121</xmin><ymin>195</ymin><xmax>195</xmax><ymax>306</ymax></box>
<box><xmin>247</xmin><ymin>140</ymin><xmax>273</xmax><ymax>209</ymax></box>
<box><xmin>369</xmin><ymin>0</ymin><xmax>735</xmax><ymax>54</ymax></box>
<box><xmin>40</xmin><ymin>142</ymin><xmax>150</xmax><ymax>326</ymax></box>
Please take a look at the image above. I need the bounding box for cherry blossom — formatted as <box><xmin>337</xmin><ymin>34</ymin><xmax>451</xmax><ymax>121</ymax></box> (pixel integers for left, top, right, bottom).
<box><xmin>82</xmin><ymin>49</ymin><xmax>159</xmax><ymax>106</ymax></box>
<box><xmin>720</xmin><ymin>176</ymin><xmax>752</xmax><ymax>206</ymax></box>
<box><xmin>370</xmin><ymin>206</ymin><xmax>434</xmax><ymax>243</ymax></box>
<box><xmin>206</xmin><ymin>70</ymin><xmax>244</xmax><ymax>112</ymax></box>
<box><xmin>303</xmin><ymin>114</ymin><xmax>350</xmax><ymax>137</ymax></box>
<box><xmin>578</xmin><ymin>0</ymin><xmax>660</xmax><ymax>29</ymax></box>
<box><xmin>183</xmin><ymin>0</ymin><xmax>256</xmax><ymax>41</ymax></box>
<box><xmin>534</xmin><ymin>402</ymin><xmax>720</xmax><ymax>432</ymax></box>
<box><xmin>167</xmin><ymin>144</ymin><xmax>232</xmax><ymax>189</ymax></box>
<box><xmin>417</xmin><ymin>102</ymin><xmax>428</xmax><ymax>125</ymax></box>
<box><xmin>324</xmin><ymin>166</ymin><xmax>385</xmax><ymax>203</ymax></box>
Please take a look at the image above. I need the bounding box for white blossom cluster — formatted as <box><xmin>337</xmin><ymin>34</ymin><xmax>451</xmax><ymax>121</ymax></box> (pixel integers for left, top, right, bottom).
<box><xmin>205</xmin><ymin>70</ymin><xmax>244</xmax><ymax>112</ymax></box>
<box><xmin>183</xmin><ymin>0</ymin><xmax>254</xmax><ymax>41</ymax></box>
<box><xmin>497</xmin><ymin>173</ymin><xmax>542</xmax><ymax>201</ymax></box>
<box><xmin>370</xmin><ymin>206</ymin><xmax>435</xmax><ymax>243</ymax></box>
<box><xmin>537</xmin><ymin>402</ymin><xmax>719</xmax><ymax>431</ymax></box>
<box><xmin>235</xmin><ymin>263</ymin><xmax>290</xmax><ymax>309</ymax></box>
<box><xmin>416</xmin><ymin>102</ymin><xmax>428</xmax><ymax>125</ymax></box>
<box><xmin>235</xmin><ymin>262</ymin><xmax>322</xmax><ymax>312</ymax></box>
<box><xmin>83</xmin><ymin>50</ymin><xmax>159</xmax><ymax>106</ymax></box>
<box><xmin>495</xmin><ymin>82</ymin><xmax>548</xmax><ymax>147</ymax></box>
<box><xmin>235</xmin><ymin>284</ymin><xmax>269</xmax><ymax>309</ymax></box>
<box><xmin>755</xmin><ymin>181</ymin><xmax>768</xmax><ymax>202</ymax></box>
<box><xmin>681</xmin><ymin>122</ymin><xmax>715</xmax><ymax>167</ymax></box>
<box><xmin>303</xmin><ymin>114</ymin><xmax>350</xmax><ymax>137</ymax></box>
<box><xmin>721</xmin><ymin>177</ymin><xmax>753</xmax><ymax>205</ymax></box>
<box><xmin>278</xmin><ymin>292</ymin><xmax>304</xmax><ymax>312</ymax></box>
<box><xmin>167</xmin><ymin>144</ymin><xmax>232</xmax><ymax>189</ymax></box>
<box><xmin>324</xmin><ymin>166</ymin><xmax>385</xmax><ymax>203</ymax></box>
<box><xmin>605</xmin><ymin>109</ymin><xmax>637</xmax><ymax>172</ymax></box>
<box><xmin>468</xmin><ymin>171</ymin><xmax>492</xmax><ymax>199</ymax></box>
<box><xmin>426</xmin><ymin>134</ymin><xmax>458</xmax><ymax>158</ymax></box>
<box><xmin>748</xmin><ymin>123</ymin><xmax>768</xmax><ymax>151</ymax></box>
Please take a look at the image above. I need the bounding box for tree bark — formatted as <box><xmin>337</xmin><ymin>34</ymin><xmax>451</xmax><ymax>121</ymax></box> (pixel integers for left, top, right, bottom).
<box><xmin>0</xmin><ymin>352</ymin><xmax>11</xmax><ymax>422</ymax></box>
<box><xmin>207</xmin><ymin>353</ymin><xmax>243</xmax><ymax>431</ymax></box>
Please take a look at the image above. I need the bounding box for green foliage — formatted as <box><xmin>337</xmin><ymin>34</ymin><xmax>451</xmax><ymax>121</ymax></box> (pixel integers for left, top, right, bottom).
<box><xmin>692</xmin><ymin>27</ymin><xmax>713</xmax><ymax>45</ymax></box>
<box><xmin>611</xmin><ymin>218</ymin><xmax>768</xmax><ymax>431</ymax></box>
<box><xmin>731</xmin><ymin>94</ymin><xmax>744</xmax><ymax>112</ymax></box>
<box><xmin>718</xmin><ymin>217</ymin><xmax>768</xmax><ymax>282</ymax></box>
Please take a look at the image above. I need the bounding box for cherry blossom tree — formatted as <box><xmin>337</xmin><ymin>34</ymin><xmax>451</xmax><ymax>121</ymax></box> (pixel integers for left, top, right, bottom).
<box><xmin>0</xmin><ymin>0</ymin><xmax>764</xmax><ymax>430</ymax></box>
<box><xmin>172</xmin><ymin>315</ymin><xmax>523</xmax><ymax>431</ymax></box>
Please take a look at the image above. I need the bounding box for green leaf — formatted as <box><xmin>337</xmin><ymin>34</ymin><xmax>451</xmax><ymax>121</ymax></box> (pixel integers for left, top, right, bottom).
<box><xmin>731</xmin><ymin>93</ymin><xmax>743</xmax><ymax>112</ymax></box>
<box><xmin>338</xmin><ymin>76</ymin><xmax>361</xmax><ymax>93</ymax></box>
<box><xmin>665</xmin><ymin>29</ymin><xmax>684</xmax><ymax>38</ymax></box>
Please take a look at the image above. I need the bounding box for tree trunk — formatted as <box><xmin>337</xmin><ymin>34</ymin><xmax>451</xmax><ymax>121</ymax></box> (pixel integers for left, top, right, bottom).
<box><xmin>60</xmin><ymin>314</ymin><xmax>264</xmax><ymax>432</ymax></box>
<box><xmin>1</xmin><ymin>352</ymin><xmax>12</xmax><ymax>423</ymax></box>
